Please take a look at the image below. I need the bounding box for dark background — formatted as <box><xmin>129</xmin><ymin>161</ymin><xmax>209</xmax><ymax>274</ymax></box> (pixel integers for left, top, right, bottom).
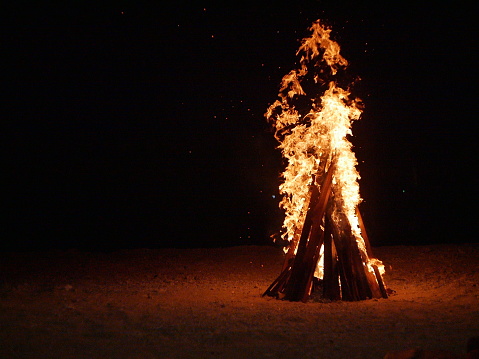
<box><xmin>2</xmin><ymin>2</ymin><xmax>476</xmax><ymax>251</ymax></box>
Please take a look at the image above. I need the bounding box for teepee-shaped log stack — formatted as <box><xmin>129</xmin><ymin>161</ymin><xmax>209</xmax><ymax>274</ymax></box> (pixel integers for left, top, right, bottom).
<box><xmin>263</xmin><ymin>162</ymin><xmax>388</xmax><ymax>302</ymax></box>
<box><xmin>263</xmin><ymin>20</ymin><xmax>389</xmax><ymax>302</ymax></box>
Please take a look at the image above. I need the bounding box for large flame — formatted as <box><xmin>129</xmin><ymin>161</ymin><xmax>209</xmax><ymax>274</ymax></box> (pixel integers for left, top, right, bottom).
<box><xmin>266</xmin><ymin>20</ymin><xmax>384</xmax><ymax>278</ymax></box>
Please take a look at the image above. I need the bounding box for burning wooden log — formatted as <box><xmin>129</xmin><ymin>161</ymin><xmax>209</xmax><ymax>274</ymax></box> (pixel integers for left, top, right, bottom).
<box><xmin>280</xmin><ymin>163</ymin><xmax>334</xmax><ymax>302</ymax></box>
<box><xmin>322</xmin><ymin>215</ymin><xmax>341</xmax><ymax>300</ymax></box>
<box><xmin>263</xmin><ymin>166</ymin><xmax>388</xmax><ymax>302</ymax></box>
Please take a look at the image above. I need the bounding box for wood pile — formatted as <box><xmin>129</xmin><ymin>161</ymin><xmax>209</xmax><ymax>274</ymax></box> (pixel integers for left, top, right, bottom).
<box><xmin>263</xmin><ymin>162</ymin><xmax>388</xmax><ymax>302</ymax></box>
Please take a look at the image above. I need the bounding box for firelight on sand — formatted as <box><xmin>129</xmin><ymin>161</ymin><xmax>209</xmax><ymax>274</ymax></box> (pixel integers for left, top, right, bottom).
<box><xmin>264</xmin><ymin>20</ymin><xmax>387</xmax><ymax>302</ymax></box>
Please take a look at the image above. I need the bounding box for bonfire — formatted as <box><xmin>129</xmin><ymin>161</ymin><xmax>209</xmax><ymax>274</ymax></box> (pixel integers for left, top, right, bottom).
<box><xmin>263</xmin><ymin>20</ymin><xmax>388</xmax><ymax>302</ymax></box>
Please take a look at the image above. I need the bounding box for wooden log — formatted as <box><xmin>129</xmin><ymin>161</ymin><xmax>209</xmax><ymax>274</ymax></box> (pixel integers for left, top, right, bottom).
<box><xmin>349</xmin><ymin>238</ymin><xmax>373</xmax><ymax>300</ymax></box>
<box><xmin>282</xmin><ymin>179</ymin><xmax>317</xmax><ymax>271</ymax></box>
<box><xmin>262</xmin><ymin>263</ymin><xmax>292</xmax><ymax>297</ymax></box>
<box><xmin>282</xmin><ymin>225</ymin><xmax>303</xmax><ymax>272</ymax></box>
<box><xmin>342</xmin><ymin>234</ymin><xmax>363</xmax><ymax>300</ymax></box>
<box><xmin>322</xmin><ymin>215</ymin><xmax>341</xmax><ymax>300</ymax></box>
<box><xmin>356</xmin><ymin>207</ymin><xmax>388</xmax><ymax>299</ymax></box>
<box><xmin>328</xmin><ymin>208</ymin><xmax>374</xmax><ymax>301</ymax></box>
<box><xmin>356</xmin><ymin>207</ymin><xmax>374</xmax><ymax>258</ymax></box>
<box><xmin>332</xmin><ymin>207</ymin><xmax>386</xmax><ymax>300</ymax></box>
<box><xmin>298</xmin><ymin>172</ymin><xmax>335</xmax><ymax>302</ymax></box>
<box><xmin>300</xmin><ymin>221</ymin><xmax>325</xmax><ymax>302</ymax></box>
<box><xmin>278</xmin><ymin>186</ymin><xmax>318</xmax><ymax>300</ymax></box>
<box><xmin>327</xmin><ymin>210</ymin><xmax>355</xmax><ymax>300</ymax></box>
<box><xmin>373</xmin><ymin>265</ymin><xmax>388</xmax><ymax>299</ymax></box>
<box><xmin>282</xmin><ymin>163</ymin><xmax>335</xmax><ymax>302</ymax></box>
<box><xmin>363</xmin><ymin>265</ymin><xmax>383</xmax><ymax>299</ymax></box>
<box><xmin>356</xmin><ymin>207</ymin><xmax>387</xmax><ymax>298</ymax></box>
<box><xmin>289</xmin><ymin>183</ymin><xmax>320</xmax><ymax>265</ymax></box>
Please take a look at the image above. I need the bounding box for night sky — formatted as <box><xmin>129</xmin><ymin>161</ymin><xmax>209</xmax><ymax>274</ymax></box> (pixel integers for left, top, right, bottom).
<box><xmin>3</xmin><ymin>2</ymin><xmax>476</xmax><ymax>251</ymax></box>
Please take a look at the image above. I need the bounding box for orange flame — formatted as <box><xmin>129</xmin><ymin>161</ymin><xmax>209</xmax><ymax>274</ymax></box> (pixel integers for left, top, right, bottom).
<box><xmin>266</xmin><ymin>20</ymin><xmax>385</xmax><ymax>278</ymax></box>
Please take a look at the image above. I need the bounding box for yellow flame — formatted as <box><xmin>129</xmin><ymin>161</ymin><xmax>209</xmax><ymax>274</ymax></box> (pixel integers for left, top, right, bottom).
<box><xmin>297</xmin><ymin>21</ymin><xmax>348</xmax><ymax>75</ymax></box>
<box><xmin>266</xmin><ymin>20</ymin><xmax>385</xmax><ymax>279</ymax></box>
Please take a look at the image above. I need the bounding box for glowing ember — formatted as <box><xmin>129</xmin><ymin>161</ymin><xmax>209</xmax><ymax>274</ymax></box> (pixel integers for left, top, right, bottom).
<box><xmin>264</xmin><ymin>20</ymin><xmax>386</xmax><ymax>300</ymax></box>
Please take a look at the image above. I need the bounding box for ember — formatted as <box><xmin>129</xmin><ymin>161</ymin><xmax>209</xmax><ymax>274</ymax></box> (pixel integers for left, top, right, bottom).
<box><xmin>263</xmin><ymin>20</ymin><xmax>388</xmax><ymax>302</ymax></box>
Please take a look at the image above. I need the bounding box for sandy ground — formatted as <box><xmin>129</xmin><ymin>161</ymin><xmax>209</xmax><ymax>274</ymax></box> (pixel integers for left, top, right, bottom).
<box><xmin>1</xmin><ymin>243</ymin><xmax>479</xmax><ymax>358</ymax></box>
